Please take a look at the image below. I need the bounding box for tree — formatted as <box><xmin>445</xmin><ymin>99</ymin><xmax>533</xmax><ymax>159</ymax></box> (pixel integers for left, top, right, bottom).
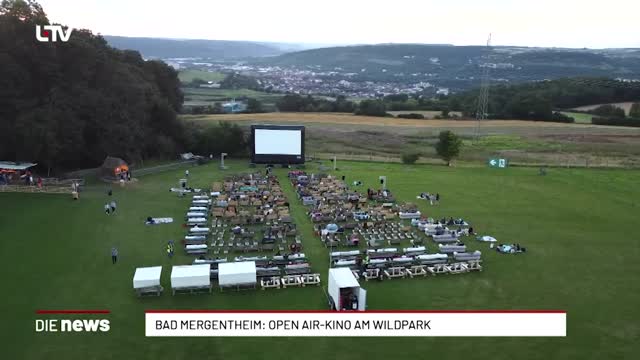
<box><xmin>246</xmin><ymin>98</ymin><xmax>263</xmax><ymax>113</ymax></box>
<box><xmin>355</xmin><ymin>100</ymin><xmax>387</xmax><ymax>117</ymax></box>
<box><xmin>0</xmin><ymin>0</ymin><xmax>187</xmax><ymax>171</ymax></box>
<box><xmin>0</xmin><ymin>0</ymin><xmax>47</xmax><ymax>22</ymax></box>
<box><xmin>219</xmin><ymin>73</ymin><xmax>260</xmax><ymax>90</ymax></box>
<box><xmin>434</xmin><ymin>131</ymin><xmax>462</xmax><ymax>166</ymax></box>
<box><xmin>277</xmin><ymin>94</ymin><xmax>307</xmax><ymax>111</ymax></box>
<box><xmin>589</xmin><ymin>104</ymin><xmax>626</xmax><ymax>118</ymax></box>
<box><xmin>629</xmin><ymin>102</ymin><xmax>640</xmax><ymax>119</ymax></box>
<box><xmin>401</xmin><ymin>151</ymin><xmax>421</xmax><ymax>164</ymax></box>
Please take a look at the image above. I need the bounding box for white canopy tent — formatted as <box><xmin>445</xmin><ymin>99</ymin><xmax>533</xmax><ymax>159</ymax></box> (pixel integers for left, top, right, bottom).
<box><xmin>133</xmin><ymin>266</ymin><xmax>162</xmax><ymax>289</ymax></box>
<box><xmin>218</xmin><ymin>261</ymin><xmax>257</xmax><ymax>289</ymax></box>
<box><xmin>170</xmin><ymin>264</ymin><xmax>210</xmax><ymax>289</ymax></box>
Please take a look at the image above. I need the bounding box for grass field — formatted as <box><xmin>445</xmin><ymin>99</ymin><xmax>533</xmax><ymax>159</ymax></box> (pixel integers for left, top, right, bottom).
<box><xmin>560</xmin><ymin>112</ymin><xmax>593</xmax><ymax>123</ymax></box>
<box><xmin>178</xmin><ymin>69</ymin><xmax>226</xmax><ymax>83</ymax></box>
<box><xmin>3</xmin><ymin>160</ymin><xmax>640</xmax><ymax>359</ymax></box>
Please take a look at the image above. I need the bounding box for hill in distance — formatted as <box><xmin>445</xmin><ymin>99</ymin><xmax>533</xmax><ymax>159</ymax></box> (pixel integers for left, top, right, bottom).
<box><xmin>252</xmin><ymin>44</ymin><xmax>640</xmax><ymax>85</ymax></box>
<box><xmin>104</xmin><ymin>36</ymin><xmax>289</xmax><ymax>59</ymax></box>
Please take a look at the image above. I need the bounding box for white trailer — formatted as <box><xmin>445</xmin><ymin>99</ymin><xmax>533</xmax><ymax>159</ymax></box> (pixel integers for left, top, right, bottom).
<box><xmin>328</xmin><ymin>268</ymin><xmax>366</xmax><ymax>311</ymax></box>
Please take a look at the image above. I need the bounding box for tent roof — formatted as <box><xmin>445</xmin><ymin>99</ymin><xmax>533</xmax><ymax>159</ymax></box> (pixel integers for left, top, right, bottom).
<box><xmin>171</xmin><ymin>264</ymin><xmax>210</xmax><ymax>279</ymax></box>
<box><xmin>0</xmin><ymin>162</ymin><xmax>37</xmax><ymax>170</ymax></box>
<box><xmin>218</xmin><ymin>261</ymin><xmax>256</xmax><ymax>286</ymax></box>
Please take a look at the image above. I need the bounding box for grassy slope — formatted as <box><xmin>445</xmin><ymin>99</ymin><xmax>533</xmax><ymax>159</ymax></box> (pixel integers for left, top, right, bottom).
<box><xmin>560</xmin><ymin>112</ymin><xmax>593</xmax><ymax>123</ymax></box>
<box><xmin>3</xmin><ymin>160</ymin><xmax>640</xmax><ymax>359</ymax></box>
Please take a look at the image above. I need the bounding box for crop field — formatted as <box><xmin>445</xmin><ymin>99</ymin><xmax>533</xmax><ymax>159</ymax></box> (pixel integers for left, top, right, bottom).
<box><xmin>3</xmin><ymin>160</ymin><xmax>639</xmax><ymax>359</ymax></box>
<box><xmin>184</xmin><ymin>113</ymin><xmax>640</xmax><ymax>167</ymax></box>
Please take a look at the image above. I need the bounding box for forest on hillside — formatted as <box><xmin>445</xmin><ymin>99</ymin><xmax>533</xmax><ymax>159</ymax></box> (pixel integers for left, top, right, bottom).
<box><xmin>0</xmin><ymin>0</ymin><xmax>235</xmax><ymax>173</ymax></box>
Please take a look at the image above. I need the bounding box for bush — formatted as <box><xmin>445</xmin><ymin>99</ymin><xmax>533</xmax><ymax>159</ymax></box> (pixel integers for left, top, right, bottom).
<box><xmin>355</xmin><ymin>100</ymin><xmax>387</xmax><ymax>117</ymax></box>
<box><xmin>588</xmin><ymin>104</ymin><xmax>626</xmax><ymax>118</ymax></box>
<box><xmin>401</xmin><ymin>152</ymin><xmax>421</xmax><ymax>164</ymax></box>
<box><xmin>548</xmin><ymin>112</ymin><xmax>575</xmax><ymax>123</ymax></box>
<box><xmin>397</xmin><ymin>113</ymin><xmax>425</xmax><ymax>119</ymax></box>
<box><xmin>591</xmin><ymin>117</ymin><xmax>640</xmax><ymax>127</ymax></box>
<box><xmin>629</xmin><ymin>103</ymin><xmax>640</xmax><ymax>119</ymax></box>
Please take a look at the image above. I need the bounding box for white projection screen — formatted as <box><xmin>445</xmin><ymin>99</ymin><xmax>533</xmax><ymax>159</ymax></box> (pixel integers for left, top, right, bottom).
<box><xmin>251</xmin><ymin>125</ymin><xmax>305</xmax><ymax>164</ymax></box>
<box><xmin>255</xmin><ymin>129</ymin><xmax>301</xmax><ymax>155</ymax></box>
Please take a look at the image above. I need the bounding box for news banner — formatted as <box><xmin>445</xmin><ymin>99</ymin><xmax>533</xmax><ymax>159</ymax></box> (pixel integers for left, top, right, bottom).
<box><xmin>145</xmin><ymin>311</ymin><xmax>567</xmax><ymax>337</ymax></box>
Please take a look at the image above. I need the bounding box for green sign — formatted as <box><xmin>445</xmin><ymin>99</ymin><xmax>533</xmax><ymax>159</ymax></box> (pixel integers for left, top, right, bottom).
<box><xmin>488</xmin><ymin>158</ymin><xmax>508</xmax><ymax>168</ymax></box>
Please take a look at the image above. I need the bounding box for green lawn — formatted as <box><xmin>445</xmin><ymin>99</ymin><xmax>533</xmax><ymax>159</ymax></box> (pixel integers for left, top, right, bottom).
<box><xmin>178</xmin><ymin>69</ymin><xmax>226</xmax><ymax>83</ymax></box>
<box><xmin>3</xmin><ymin>160</ymin><xmax>639</xmax><ymax>359</ymax></box>
<box><xmin>560</xmin><ymin>111</ymin><xmax>593</xmax><ymax>123</ymax></box>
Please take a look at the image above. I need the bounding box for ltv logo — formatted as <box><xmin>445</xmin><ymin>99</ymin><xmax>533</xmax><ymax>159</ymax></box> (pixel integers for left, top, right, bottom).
<box><xmin>35</xmin><ymin>25</ymin><xmax>72</xmax><ymax>42</ymax></box>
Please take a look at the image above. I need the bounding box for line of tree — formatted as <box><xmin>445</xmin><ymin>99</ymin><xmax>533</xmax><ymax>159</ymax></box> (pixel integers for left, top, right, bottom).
<box><xmin>586</xmin><ymin>104</ymin><xmax>626</xmax><ymax>118</ymax></box>
<box><xmin>183</xmin><ymin>121</ymin><xmax>248</xmax><ymax>156</ymax></box>
<box><xmin>354</xmin><ymin>99</ymin><xmax>390</xmax><ymax>117</ymax></box>
<box><xmin>0</xmin><ymin>0</ymin><xmax>190</xmax><ymax>172</ymax></box>
<box><xmin>276</xmin><ymin>94</ymin><xmax>356</xmax><ymax>112</ymax></box>
<box><xmin>443</xmin><ymin>78</ymin><xmax>640</xmax><ymax>122</ymax></box>
<box><xmin>587</xmin><ymin>102</ymin><xmax>640</xmax><ymax>127</ymax></box>
<box><xmin>219</xmin><ymin>73</ymin><xmax>261</xmax><ymax>90</ymax></box>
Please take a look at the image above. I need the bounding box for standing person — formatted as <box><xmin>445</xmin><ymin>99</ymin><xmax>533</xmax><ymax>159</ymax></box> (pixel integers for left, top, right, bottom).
<box><xmin>111</xmin><ymin>247</ymin><xmax>118</xmax><ymax>264</ymax></box>
<box><xmin>435</xmin><ymin>193</ymin><xmax>440</xmax><ymax>205</ymax></box>
<box><xmin>185</xmin><ymin>169</ymin><xmax>190</xmax><ymax>178</ymax></box>
<box><xmin>110</xmin><ymin>200</ymin><xmax>117</xmax><ymax>214</ymax></box>
<box><xmin>37</xmin><ymin>177</ymin><xmax>43</xmax><ymax>189</ymax></box>
<box><xmin>166</xmin><ymin>242</ymin><xmax>173</xmax><ymax>259</ymax></box>
<box><xmin>104</xmin><ymin>203</ymin><xmax>111</xmax><ymax>215</ymax></box>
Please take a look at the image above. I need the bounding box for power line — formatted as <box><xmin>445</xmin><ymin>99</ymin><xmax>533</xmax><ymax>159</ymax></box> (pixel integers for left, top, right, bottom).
<box><xmin>474</xmin><ymin>33</ymin><xmax>492</xmax><ymax>142</ymax></box>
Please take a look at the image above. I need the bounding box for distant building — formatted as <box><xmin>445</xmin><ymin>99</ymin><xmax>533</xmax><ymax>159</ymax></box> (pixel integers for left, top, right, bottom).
<box><xmin>199</xmin><ymin>82</ymin><xmax>221</xmax><ymax>88</ymax></box>
<box><xmin>222</xmin><ymin>101</ymin><xmax>247</xmax><ymax>113</ymax></box>
<box><xmin>436</xmin><ymin>88</ymin><xmax>449</xmax><ymax>96</ymax></box>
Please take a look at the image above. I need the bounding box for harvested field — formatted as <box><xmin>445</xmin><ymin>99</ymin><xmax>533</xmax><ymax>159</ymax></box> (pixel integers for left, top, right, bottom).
<box><xmin>185</xmin><ymin>112</ymin><xmax>608</xmax><ymax>128</ymax></box>
<box><xmin>183</xmin><ymin>113</ymin><xmax>640</xmax><ymax>168</ymax></box>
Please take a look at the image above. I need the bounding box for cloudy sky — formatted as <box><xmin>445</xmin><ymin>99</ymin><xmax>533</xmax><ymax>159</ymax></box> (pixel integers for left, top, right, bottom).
<box><xmin>39</xmin><ymin>0</ymin><xmax>639</xmax><ymax>48</ymax></box>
